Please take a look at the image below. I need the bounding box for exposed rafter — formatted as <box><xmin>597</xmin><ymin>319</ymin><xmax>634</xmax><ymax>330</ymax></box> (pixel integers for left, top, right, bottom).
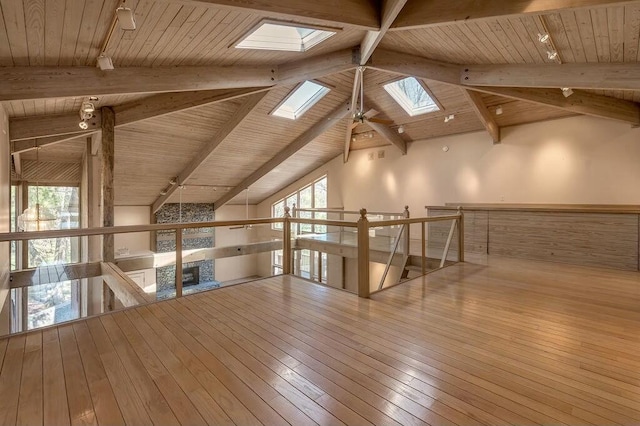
<box><xmin>214</xmin><ymin>100</ymin><xmax>351</xmax><ymax>210</ymax></box>
<box><xmin>10</xmin><ymin>112</ymin><xmax>101</xmax><ymax>141</ymax></box>
<box><xmin>369</xmin><ymin>49</ymin><xmax>460</xmax><ymax>85</ymax></box>
<box><xmin>12</xmin><ymin>153</ymin><xmax>21</xmax><ymax>177</ymax></box>
<box><xmin>0</xmin><ymin>66</ymin><xmax>276</xmax><ymax>102</ymax></box>
<box><xmin>359</xmin><ymin>0</ymin><xmax>408</xmax><ymax>64</ymax></box>
<box><xmin>370</xmin><ymin>49</ymin><xmax>640</xmax><ymax>125</ymax></box>
<box><xmin>461</xmin><ymin>63</ymin><xmax>640</xmax><ymax>91</ymax></box>
<box><xmin>344</xmin><ymin>69</ymin><xmax>363</xmax><ymax>163</ymax></box>
<box><xmin>367</xmin><ymin>120</ymin><xmax>407</xmax><ymax>154</ymax></box>
<box><xmin>462</xmin><ymin>89</ymin><xmax>501</xmax><ymax>144</ymax></box>
<box><xmin>0</xmin><ymin>48</ymin><xmax>358</xmax><ymax>103</ymax></box>
<box><xmin>170</xmin><ymin>0</ymin><xmax>380</xmax><ymax>30</ymax></box>
<box><xmin>472</xmin><ymin>87</ymin><xmax>640</xmax><ymax>126</ymax></box>
<box><xmin>390</xmin><ymin>0</ymin><xmax>640</xmax><ymax>31</ymax></box>
<box><xmin>151</xmin><ymin>92</ymin><xmax>269</xmax><ymax>213</ymax></box>
<box><xmin>11</xmin><ymin>134</ymin><xmax>94</xmax><ymax>154</ymax></box>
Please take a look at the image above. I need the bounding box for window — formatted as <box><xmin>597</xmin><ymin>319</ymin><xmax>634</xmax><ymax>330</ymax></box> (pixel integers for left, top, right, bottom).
<box><xmin>272</xmin><ymin>81</ymin><xmax>330</xmax><ymax>120</ymax></box>
<box><xmin>383</xmin><ymin>77</ymin><xmax>440</xmax><ymax>116</ymax></box>
<box><xmin>235</xmin><ymin>21</ymin><xmax>336</xmax><ymax>52</ymax></box>
<box><xmin>271</xmin><ymin>176</ymin><xmax>328</xmax><ymax>276</ymax></box>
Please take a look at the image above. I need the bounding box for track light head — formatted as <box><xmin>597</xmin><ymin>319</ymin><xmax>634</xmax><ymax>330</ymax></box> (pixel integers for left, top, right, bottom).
<box><xmin>547</xmin><ymin>50</ymin><xmax>558</xmax><ymax>61</ymax></box>
<box><xmin>116</xmin><ymin>6</ymin><xmax>136</xmax><ymax>31</ymax></box>
<box><xmin>397</xmin><ymin>125</ymin><xmax>405</xmax><ymax>134</ymax></box>
<box><xmin>78</xmin><ymin>121</ymin><xmax>89</xmax><ymax>130</ymax></box>
<box><xmin>538</xmin><ymin>33</ymin><xmax>550</xmax><ymax>44</ymax></box>
<box><xmin>495</xmin><ymin>105</ymin><xmax>503</xmax><ymax>115</ymax></box>
<box><xmin>97</xmin><ymin>55</ymin><xmax>114</xmax><ymax>70</ymax></box>
<box><xmin>561</xmin><ymin>87</ymin><xmax>574</xmax><ymax>98</ymax></box>
<box><xmin>444</xmin><ymin>114</ymin><xmax>455</xmax><ymax>123</ymax></box>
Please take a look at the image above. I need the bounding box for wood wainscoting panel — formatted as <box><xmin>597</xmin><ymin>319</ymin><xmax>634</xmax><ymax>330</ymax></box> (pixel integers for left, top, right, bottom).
<box><xmin>427</xmin><ymin>209</ymin><xmax>489</xmax><ymax>254</ymax></box>
<box><xmin>488</xmin><ymin>211</ymin><xmax>639</xmax><ymax>271</ymax></box>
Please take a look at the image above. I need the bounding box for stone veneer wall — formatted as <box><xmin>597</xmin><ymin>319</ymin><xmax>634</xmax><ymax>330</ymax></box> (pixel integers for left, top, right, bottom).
<box><xmin>155</xmin><ymin>203</ymin><xmax>215</xmax><ymax>293</ymax></box>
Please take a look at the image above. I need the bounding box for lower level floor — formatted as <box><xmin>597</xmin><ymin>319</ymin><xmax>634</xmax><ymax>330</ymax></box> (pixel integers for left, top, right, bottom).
<box><xmin>0</xmin><ymin>256</ymin><xmax>639</xmax><ymax>425</ymax></box>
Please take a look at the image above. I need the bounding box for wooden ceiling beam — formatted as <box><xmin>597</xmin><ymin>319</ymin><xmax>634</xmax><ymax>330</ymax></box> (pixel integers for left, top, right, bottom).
<box><xmin>114</xmin><ymin>87</ymin><xmax>270</xmax><ymax>127</ymax></box>
<box><xmin>367</xmin><ymin>120</ymin><xmax>407</xmax><ymax>154</ymax></box>
<box><xmin>170</xmin><ymin>0</ymin><xmax>380</xmax><ymax>30</ymax></box>
<box><xmin>462</xmin><ymin>89</ymin><xmax>501</xmax><ymax>143</ymax></box>
<box><xmin>461</xmin><ymin>63</ymin><xmax>640</xmax><ymax>91</ymax></box>
<box><xmin>368</xmin><ymin>49</ymin><xmax>461</xmax><ymax>85</ymax></box>
<box><xmin>391</xmin><ymin>0</ymin><xmax>640</xmax><ymax>31</ymax></box>
<box><xmin>359</xmin><ymin>0</ymin><xmax>408</xmax><ymax>64</ymax></box>
<box><xmin>0</xmin><ymin>66</ymin><xmax>276</xmax><ymax>101</ymax></box>
<box><xmin>344</xmin><ymin>70</ymin><xmax>362</xmax><ymax>163</ymax></box>
<box><xmin>471</xmin><ymin>86</ymin><xmax>640</xmax><ymax>125</ymax></box>
<box><xmin>151</xmin><ymin>92</ymin><xmax>269</xmax><ymax>213</ymax></box>
<box><xmin>11</xmin><ymin>134</ymin><xmax>94</xmax><ymax>154</ymax></box>
<box><xmin>10</xmin><ymin>112</ymin><xmax>101</xmax><ymax>142</ymax></box>
<box><xmin>214</xmin><ymin>100</ymin><xmax>351</xmax><ymax>211</ymax></box>
<box><xmin>370</xmin><ymin>49</ymin><xmax>640</xmax><ymax>125</ymax></box>
<box><xmin>277</xmin><ymin>48</ymin><xmax>359</xmax><ymax>85</ymax></box>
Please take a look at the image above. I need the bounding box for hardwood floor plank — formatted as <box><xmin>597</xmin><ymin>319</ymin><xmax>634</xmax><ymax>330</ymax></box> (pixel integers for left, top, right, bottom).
<box><xmin>122</xmin><ymin>309</ymin><xmax>236</xmax><ymax>425</ymax></box>
<box><xmin>85</xmin><ymin>317</ymin><xmax>152</xmax><ymax>425</ymax></box>
<box><xmin>58</xmin><ymin>325</ymin><xmax>98</xmax><ymax>426</ymax></box>
<box><xmin>71</xmin><ymin>322</ymin><xmax>124</xmax><ymax>426</ymax></box>
<box><xmin>42</xmin><ymin>329</ymin><xmax>70</xmax><ymax>426</ymax></box>
<box><xmin>0</xmin><ymin>336</ymin><xmax>26</xmax><ymax>426</ymax></box>
<box><xmin>108</xmin><ymin>311</ymin><xmax>208</xmax><ymax>426</ymax></box>
<box><xmin>17</xmin><ymin>332</ymin><xmax>43</xmax><ymax>426</ymax></box>
<box><xmin>99</xmin><ymin>315</ymin><xmax>181</xmax><ymax>425</ymax></box>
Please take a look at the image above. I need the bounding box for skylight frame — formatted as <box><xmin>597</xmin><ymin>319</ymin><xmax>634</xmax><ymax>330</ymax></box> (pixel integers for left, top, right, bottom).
<box><xmin>271</xmin><ymin>80</ymin><xmax>332</xmax><ymax>120</ymax></box>
<box><xmin>383</xmin><ymin>77</ymin><xmax>442</xmax><ymax>117</ymax></box>
<box><xmin>233</xmin><ymin>19</ymin><xmax>339</xmax><ymax>52</ymax></box>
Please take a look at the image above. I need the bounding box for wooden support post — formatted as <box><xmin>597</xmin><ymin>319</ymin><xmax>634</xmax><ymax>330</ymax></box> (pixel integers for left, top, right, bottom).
<box><xmin>175</xmin><ymin>228</ymin><xmax>183</xmax><ymax>297</ymax></box>
<box><xmin>457</xmin><ymin>206</ymin><xmax>465</xmax><ymax>263</ymax></box>
<box><xmin>101</xmin><ymin>107</ymin><xmax>115</xmax><ymax>310</ymax></box>
<box><xmin>421</xmin><ymin>222</ymin><xmax>426</xmax><ymax>275</ymax></box>
<box><xmin>282</xmin><ymin>207</ymin><xmax>292</xmax><ymax>275</ymax></box>
<box><xmin>357</xmin><ymin>208</ymin><xmax>370</xmax><ymax>298</ymax></box>
<box><xmin>20</xmin><ymin>182</ymin><xmax>28</xmax><ymax>270</ymax></box>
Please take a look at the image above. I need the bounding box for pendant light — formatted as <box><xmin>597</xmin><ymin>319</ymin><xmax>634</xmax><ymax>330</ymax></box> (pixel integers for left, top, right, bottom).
<box><xmin>17</xmin><ymin>145</ymin><xmax>59</xmax><ymax>231</ymax></box>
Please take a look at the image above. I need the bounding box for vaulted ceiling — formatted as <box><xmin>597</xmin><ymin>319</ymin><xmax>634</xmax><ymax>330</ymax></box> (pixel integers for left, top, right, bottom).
<box><xmin>2</xmin><ymin>0</ymin><xmax>640</xmax><ymax>209</ymax></box>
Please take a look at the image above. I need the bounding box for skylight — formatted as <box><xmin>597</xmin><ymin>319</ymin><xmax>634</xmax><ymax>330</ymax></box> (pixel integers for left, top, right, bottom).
<box><xmin>383</xmin><ymin>77</ymin><xmax>440</xmax><ymax>116</ymax></box>
<box><xmin>272</xmin><ymin>81</ymin><xmax>330</xmax><ymax>120</ymax></box>
<box><xmin>235</xmin><ymin>22</ymin><xmax>336</xmax><ymax>52</ymax></box>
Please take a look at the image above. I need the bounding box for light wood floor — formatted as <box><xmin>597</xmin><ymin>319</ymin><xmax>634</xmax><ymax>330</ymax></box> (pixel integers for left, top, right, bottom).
<box><xmin>1</xmin><ymin>256</ymin><xmax>639</xmax><ymax>425</ymax></box>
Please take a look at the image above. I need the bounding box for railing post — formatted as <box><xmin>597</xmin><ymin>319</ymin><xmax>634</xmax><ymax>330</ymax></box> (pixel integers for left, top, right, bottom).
<box><xmin>457</xmin><ymin>206</ymin><xmax>465</xmax><ymax>263</ymax></box>
<box><xmin>357</xmin><ymin>208</ymin><xmax>370</xmax><ymax>298</ymax></box>
<box><xmin>283</xmin><ymin>207</ymin><xmax>292</xmax><ymax>274</ymax></box>
<box><xmin>175</xmin><ymin>228</ymin><xmax>183</xmax><ymax>297</ymax></box>
<box><xmin>421</xmin><ymin>222</ymin><xmax>426</xmax><ymax>275</ymax></box>
<box><xmin>403</xmin><ymin>205</ymin><xmax>410</xmax><ymax>256</ymax></box>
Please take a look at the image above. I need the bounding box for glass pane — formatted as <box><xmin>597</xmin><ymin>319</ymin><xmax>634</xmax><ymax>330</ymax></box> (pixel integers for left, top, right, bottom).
<box><xmin>314</xmin><ymin>177</ymin><xmax>327</xmax><ymax>208</ymax></box>
<box><xmin>27</xmin><ymin>280</ymin><xmax>80</xmax><ymax>330</ymax></box>
<box><xmin>272</xmin><ymin>200</ymin><xmax>284</xmax><ymax>230</ymax></box>
<box><xmin>383</xmin><ymin>77</ymin><xmax>440</xmax><ymax>116</ymax></box>
<box><xmin>286</xmin><ymin>194</ymin><xmax>297</xmax><ymax>211</ymax></box>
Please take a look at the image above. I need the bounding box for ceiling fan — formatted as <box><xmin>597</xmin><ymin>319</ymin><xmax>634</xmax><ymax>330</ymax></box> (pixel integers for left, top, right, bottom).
<box><xmin>342</xmin><ymin>66</ymin><xmax>395</xmax><ymax>161</ymax></box>
<box><xmin>229</xmin><ymin>188</ymin><xmax>252</xmax><ymax>230</ymax></box>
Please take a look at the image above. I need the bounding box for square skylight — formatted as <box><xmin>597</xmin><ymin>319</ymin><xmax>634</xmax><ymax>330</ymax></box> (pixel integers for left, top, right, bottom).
<box><xmin>272</xmin><ymin>81</ymin><xmax>330</xmax><ymax>120</ymax></box>
<box><xmin>383</xmin><ymin>77</ymin><xmax>441</xmax><ymax>116</ymax></box>
<box><xmin>235</xmin><ymin>21</ymin><xmax>336</xmax><ymax>52</ymax></box>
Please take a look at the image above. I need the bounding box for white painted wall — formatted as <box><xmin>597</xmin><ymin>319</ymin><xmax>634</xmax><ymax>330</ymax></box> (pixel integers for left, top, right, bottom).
<box><xmin>0</xmin><ymin>104</ymin><xmax>10</xmax><ymax>334</ymax></box>
<box><xmin>214</xmin><ymin>204</ymin><xmax>260</xmax><ymax>283</ymax></box>
<box><xmin>259</xmin><ymin>115</ymin><xmax>640</xmax><ymax>217</ymax></box>
<box><xmin>114</xmin><ymin>206</ymin><xmax>151</xmax><ymax>253</ymax></box>
<box><xmin>257</xmin><ymin>115</ymin><xmax>640</xmax><ymax>283</ymax></box>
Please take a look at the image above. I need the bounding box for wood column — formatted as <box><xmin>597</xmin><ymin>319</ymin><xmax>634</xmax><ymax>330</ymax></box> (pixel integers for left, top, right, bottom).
<box><xmin>101</xmin><ymin>107</ymin><xmax>115</xmax><ymax>311</ymax></box>
<box><xmin>357</xmin><ymin>209</ymin><xmax>370</xmax><ymax>298</ymax></box>
<box><xmin>283</xmin><ymin>207</ymin><xmax>292</xmax><ymax>274</ymax></box>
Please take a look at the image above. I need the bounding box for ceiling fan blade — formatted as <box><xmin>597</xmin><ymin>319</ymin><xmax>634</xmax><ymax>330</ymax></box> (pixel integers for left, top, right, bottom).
<box><xmin>363</xmin><ymin>109</ymin><xmax>379</xmax><ymax>119</ymax></box>
<box><xmin>367</xmin><ymin>117</ymin><xmax>394</xmax><ymax>125</ymax></box>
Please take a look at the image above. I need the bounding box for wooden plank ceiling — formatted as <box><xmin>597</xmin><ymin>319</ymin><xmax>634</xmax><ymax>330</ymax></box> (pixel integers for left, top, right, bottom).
<box><xmin>1</xmin><ymin>0</ymin><xmax>639</xmax><ymax>207</ymax></box>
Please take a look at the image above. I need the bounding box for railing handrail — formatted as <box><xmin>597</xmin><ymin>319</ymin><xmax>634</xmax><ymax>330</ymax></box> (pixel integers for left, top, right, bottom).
<box><xmin>0</xmin><ymin>217</ymin><xmax>284</xmax><ymax>242</ymax></box>
<box><xmin>370</xmin><ymin>214</ymin><xmax>461</xmax><ymax>227</ymax></box>
<box><xmin>294</xmin><ymin>207</ymin><xmax>404</xmax><ymax>216</ymax></box>
<box><xmin>289</xmin><ymin>218</ymin><xmax>357</xmax><ymax>228</ymax></box>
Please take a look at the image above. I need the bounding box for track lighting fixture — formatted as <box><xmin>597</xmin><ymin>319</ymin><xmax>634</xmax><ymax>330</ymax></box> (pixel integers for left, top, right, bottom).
<box><xmin>78</xmin><ymin>121</ymin><xmax>89</xmax><ymax>130</ymax></box>
<box><xmin>97</xmin><ymin>55</ymin><xmax>114</xmax><ymax>70</ymax></box>
<box><xmin>81</xmin><ymin>102</ymin><xmax>95</xmax><ymax>114</ymax></box>
<box><xmin>169</xmin><ymin>177</ymin><xmax>177</xmax><ymax>185</ymax></box>
<box><xmin>444</xmin><ymin>114</ymin><xmax>455</xmax><ymax>123</ymax></box>
<box><xmin>160</xmin><ymin>189</ymin><xmax>167</xmax><ymax>196</ymax></box>
<box><xmin>116</xmin><ymin>6</ymin><xmax>136</xmax><ymax>31</ymax></box>
<box><xmin>561</xmin><ymin>87</ymin><xmax>574</xmax><ymax>98</ymax></box>
<box><xmin>397</xmin><ymin>125</ymin><xmax>405</xmax><ymax>134</ymax></box>
<box><xmin>495</xmin><ymin>105</ymin><xmax>503</xmax><ymax>115</ymax></box>
<box><xmin>537</xmin><ymin>33</ymin><xmax>550</xmax><ymax>44</ymax></box>
<box><xmin>547</xmin><ymin>50</ymin><xmax>558</xmax><ymax>61</ymax></box>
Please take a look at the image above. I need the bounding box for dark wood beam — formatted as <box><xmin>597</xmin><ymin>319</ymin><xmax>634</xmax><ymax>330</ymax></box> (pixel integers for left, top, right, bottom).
<box><xmin>10</xmin><ymin>112</ymin><xmax>101</xmax><ymax>141</ymax></box>
<box><xmin>462</xmin><ymin>89</ymin><xmax>501</xmax><ymax>143</ymax></box>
